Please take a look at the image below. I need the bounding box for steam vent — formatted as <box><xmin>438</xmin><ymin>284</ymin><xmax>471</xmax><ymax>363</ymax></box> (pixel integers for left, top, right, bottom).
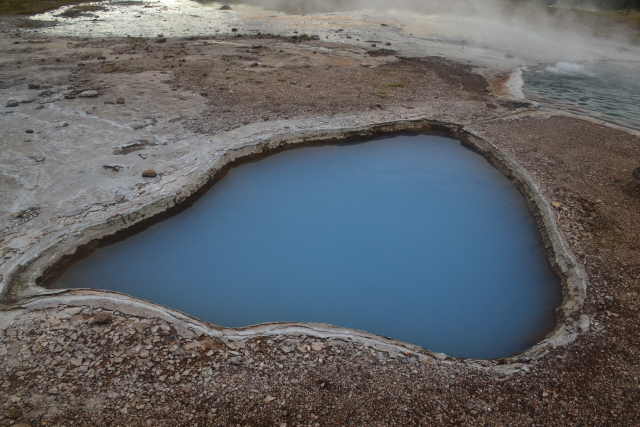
<box><xmin>1</xmin><ymin>0</ymin><xmax>639</xmax><ymax>425</ymax></box>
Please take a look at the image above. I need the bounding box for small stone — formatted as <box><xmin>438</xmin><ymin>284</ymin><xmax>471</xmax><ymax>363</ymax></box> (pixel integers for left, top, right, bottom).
<box><xmin>65</xmin><ymin>307</ymin><xmax>84</xmax><ymax>316</ymax></box>
<box><xmin>142</xmin><ymin>169</ymin><xmax>158</xmax><ymax>178</ymax></box>
<box><xmin>633</xmin><ymin>167</ymin><xmax>640</xmax><ymax>183</ymax></box>
<box><xmin>28</xmin><ymin>83</ymin><xmax>41</xmax><ymax>89</ymax></box>
<box><xmin>551</xmin><ymin>201</ymin><xmax>562</xmax><ymax>208</ymax></box>
<box><xmin>264</xmin><ymin>395</ymin><xmax>276</xmax><ymax>403</ymax></box>
<box><xmin>578</xmin><ymin>314</ymin><xmax>590</xmax><ymax>332</ymax></box>
<box><xmin>29</xmin><ymin>155</ymin><xmax>45</xmax><ymax>163</ymax></box>
<box><xmin>116</xmin><ymin>97</ymin><xmax>126</xmax><ymax>105</ymax></box>
<box><xmin>228</xmin><ymin>356</ymin><xmax>242</xmax><ymax>365</ymax></box>
<box><xmin>113</xmin><ymin>139</ymin><xmax>155</xmax><ymax>154</ymax></box>
<box><xmin>6</xmin><ymin>99</ymin><xmax>19</xmax><ymax>107</ymax></box>
<box><xmin>227</xmin><ymin>341</ymin><xmax>246</xmax><ymax>350</ymax></box>
<box><xmin>25</xmin><ymin>129</ymin><xmax>34</xmax><ymax>134</ymax></box>
<box><xmin>311</xmin><ymin>342</ymin><xmax>324</xmax><ymax>351</ymax></box>
<box><xmin>156</xmin><ymin>37</ymin><xmax>167</xmax><ymax>44</ymax></box>
<box><xmin>219</xmin><ymin>4</ymin><xmax>232</xmax><ymax>10</ymax></box>
<box><xmin>103</xmin><ymin>164</ymin><xmax>123</xmax><ymax>172</ymax></box>
<box><xmin>6</xmin><ymin>406</ymin><xmax>22</xmax><ymax>419</ymax></box>
<box><xmin>184</xmin><ymin>341</ymin><xmax>203</xmax><ymax>352</ymax></box>
<box><xmin>90</xmin><ymin>312</ymin><xmax>113</xmax><ymax>325</ymax></box>
<box><xmin>78</xmin><ymin>90</ymin><xmax>99</xmax><ymax>98</ymax></box>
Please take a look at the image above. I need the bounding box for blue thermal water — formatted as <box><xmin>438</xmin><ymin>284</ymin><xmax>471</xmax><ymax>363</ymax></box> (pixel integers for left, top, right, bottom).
<box><xmin>53</xmin><ymin>135</ymin><xmax>561</xmax><ymax>359</ymax></box>
<box><xmin>524</xmin><ymin>61</ymin><xmax>640</xmax><ymax>130</ymax></box>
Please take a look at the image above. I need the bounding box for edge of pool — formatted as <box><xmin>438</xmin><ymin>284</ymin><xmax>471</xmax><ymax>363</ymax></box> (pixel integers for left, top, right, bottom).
<box><xmin>0</xmin><ymin>116</ymin><xmax>589</xmax><ymax>375</ymax></box>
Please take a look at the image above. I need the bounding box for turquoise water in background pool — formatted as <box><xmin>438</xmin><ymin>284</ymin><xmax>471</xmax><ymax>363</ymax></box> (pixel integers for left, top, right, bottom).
<box><xmin>53</xmin><ymin>135</ymin><xmax>561</xmax><ymax>359</ymax></box>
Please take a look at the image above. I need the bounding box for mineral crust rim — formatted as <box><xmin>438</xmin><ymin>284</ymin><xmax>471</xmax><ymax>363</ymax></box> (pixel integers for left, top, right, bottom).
<box><xmin>1</xmin><ymin>115</ymin><xmax>589</xmax><ymax>373</ymax></box>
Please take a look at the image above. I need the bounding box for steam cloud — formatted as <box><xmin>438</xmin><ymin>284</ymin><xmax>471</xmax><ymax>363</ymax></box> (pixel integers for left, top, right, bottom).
<box><xmin>221</xmin><ymin>0</ymin><xmax>639</xmax><ymax>62</ymax></box>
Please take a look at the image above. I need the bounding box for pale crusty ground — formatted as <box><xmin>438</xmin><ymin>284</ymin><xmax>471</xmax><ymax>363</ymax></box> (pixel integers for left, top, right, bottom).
<box><xmin>1</xmin><ymin>15</ymin><xmax>640</xmax><ymax>427</ymax></box>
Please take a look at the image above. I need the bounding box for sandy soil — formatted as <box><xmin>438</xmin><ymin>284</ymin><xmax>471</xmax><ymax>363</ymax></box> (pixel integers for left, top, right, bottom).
<box><xmin>1</xmin><ymin>14</ymin><xmax>640</xmax><ymax>426</ymax></box>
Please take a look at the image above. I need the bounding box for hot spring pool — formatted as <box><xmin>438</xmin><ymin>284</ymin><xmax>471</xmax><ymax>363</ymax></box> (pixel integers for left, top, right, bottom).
<box><xmin>52</xmin><ymin>134</ymin><xmax>561</xmax><ymax>359</ymax></box>
<box><xmin>524</xmin><ymin>61</ymin><xmax>640</xmax><ymax>130</ymax></box>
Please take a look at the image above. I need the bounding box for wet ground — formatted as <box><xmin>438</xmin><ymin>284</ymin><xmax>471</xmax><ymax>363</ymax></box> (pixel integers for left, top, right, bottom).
<box><xmin>1</xmin><ymin>2</ymin><xmax>640</xmax><ymax>426</ymax></box>
<box><xmin>26</xmin><ymin>0</ymin><xmax>640</xmax><ymax>66</ymax></box>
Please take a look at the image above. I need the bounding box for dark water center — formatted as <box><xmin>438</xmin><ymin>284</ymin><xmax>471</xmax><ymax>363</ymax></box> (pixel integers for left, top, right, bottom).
<box><xmin>53</xmin><ymin>135</ymin><xmax>561</xmax><ymax>359</ymax></box>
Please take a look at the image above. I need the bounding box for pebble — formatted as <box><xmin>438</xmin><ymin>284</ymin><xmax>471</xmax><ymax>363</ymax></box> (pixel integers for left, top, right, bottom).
<box><xmin>6</xmin><ymin>99</ymin><xmax>19</xmax><ymax>107</ymax></box>
<box><xmin>131</xmin><ymin>122</ymin><xmax>147</xmax><ymax>130</ymax></box>
<box><xmin>78</xmin><ymin>90</ymin><xmax>99</xmax><ymax>98</ymax></box>
<box><xmin>103</xmin><ymin>164</ymin><xmax>123</xmax><ymax>172</ymax></box>
<box><xmin>25</xmin><ymin>129</ymin><xmax>34</xmax><ymax>134</ymax></box>
<box><xmin>116</xmin><ymin>97</ymin><xmax>126</xmax><ymax>104</ymax></box>
<box><xmin>29</xmin><ymin>155</ymin><xmax>45</xmax><ymax>163</ymax></box>
<box><xmin>6</xmin><ymin>407</ymin><xmax>22</xmax><ymax>419</ymax></box>
<box><xmin>142</xmin><ymin>169</ymin><xmax>158</xmax><ymax>178</ymax></box>
<box><xmin>65</xmin><ymin>307</ymin><xmax>84</xmax><ymax>316</ymax></box>
<box><xmin>281</xmin><ymin>345</ymin><xmax>294</xmax><ymax>354</ymax></box>
<box><xmin>90</xmin><ymin>312</ymin><xmax>113</xmax><ymax>325</ymax></box>
<box><xmin>228</xmin><ymin>356</ymin><xmax>243</xmax><ymax>365</ymax></box>
<box><xmin>113</xmin><ymin>139</ymin><xmax>155</xmax><ymax>154</ymax></box>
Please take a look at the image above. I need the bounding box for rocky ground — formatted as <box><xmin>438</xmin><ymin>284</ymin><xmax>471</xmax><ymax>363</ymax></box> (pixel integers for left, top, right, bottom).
<box><xmin>1</xmin><ymin>12</ymin><xmax>640</xmax><ymax>427</ymax></box>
